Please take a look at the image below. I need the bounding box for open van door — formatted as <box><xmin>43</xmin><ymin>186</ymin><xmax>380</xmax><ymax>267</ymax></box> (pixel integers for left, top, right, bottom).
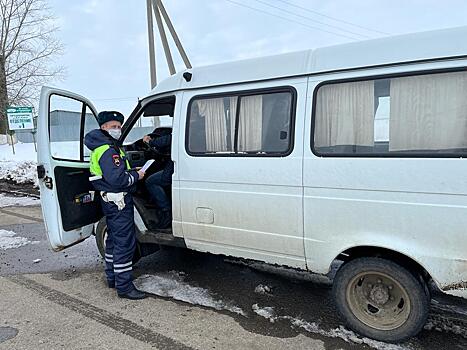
<box><xmin>37</xmin><ymin>86</ymin><xmax>103</xmax><ymax>250</ymax></box>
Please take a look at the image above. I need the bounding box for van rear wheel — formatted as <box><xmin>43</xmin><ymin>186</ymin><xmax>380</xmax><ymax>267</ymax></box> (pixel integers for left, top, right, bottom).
<box><xmin>95</xmin><ymin>218</ymin><xmax>141</xmax><ymax>264</ymax></box>
<box><xmin>333</xmin><ymin>257</ymin><xmax>429</xmax><ymax>343</ymax></box>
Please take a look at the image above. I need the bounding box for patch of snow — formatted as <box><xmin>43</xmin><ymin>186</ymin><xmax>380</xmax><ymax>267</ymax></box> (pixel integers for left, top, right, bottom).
<box><xmin>254</xmin><ymin>284</ymin><xmax>273</xmax><ymax>295</ymax></box>
<box><xmin>0</xmin><ymin>194</ymin><xmax>40</xmax><ymax>207</ymax></box>
<box><xmin>0</xmin><ymin>143</ymin><xmax>37</xmax><ymax>162</ymax></box>
<box><xmin>252</xmin><ymin>304</ymin><xmax>276</xmax><ymax>323</ymax></box>
<box><xmin>0</xmin><ymin>160</ymin><xmax>38</xmax><ymax>186</ymax></box>
<box><xmin>252</xmin><ymin>306</ymin><xmax>411</xmax><ymax>350</ymax></box>
<box><xmin>134</xmin><ymin>272</ymin><xmax>246</xmax><ymax>316</ymax></box>
<box><xmin>0</xmin><ymin>230</ymin><xmax>33</xmax><ymax>250</ymax></box>
<box><xmin>0</xmin><ymin>143</ymin><xmax>38</xmax><ymax>186</ymax></box>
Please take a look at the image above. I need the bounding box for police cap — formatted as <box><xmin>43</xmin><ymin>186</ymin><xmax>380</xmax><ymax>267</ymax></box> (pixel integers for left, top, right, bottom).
<box><xmin>97</xmin><ymin>111</ymin><xmax>124</xmax><ymax>126</ymax></box>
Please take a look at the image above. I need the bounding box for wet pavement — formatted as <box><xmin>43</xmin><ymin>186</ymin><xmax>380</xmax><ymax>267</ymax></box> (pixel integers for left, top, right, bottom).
<box><xmin>1</xmin><ymin>201</ymin><xmax>467</xmax><ymax>350</ymax></box>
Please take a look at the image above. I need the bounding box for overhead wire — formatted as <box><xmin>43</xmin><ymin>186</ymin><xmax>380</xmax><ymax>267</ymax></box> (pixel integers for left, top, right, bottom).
<box><xmin>223</xmin><ymin>0</ymin><xmax>361</xmax><ymax>41</ymax></box>
<box><xmin>273</xmin><ymin>0</ymin><xmax>390</xmax><ymax>36</ymax></box>
<box><xmin>251</xmin><ymin>0</ymin><xmax>373</xmax><ymax>39</ymax></box>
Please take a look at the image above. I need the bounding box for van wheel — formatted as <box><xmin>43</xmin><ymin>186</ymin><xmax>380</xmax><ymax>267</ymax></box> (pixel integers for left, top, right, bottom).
<box><xmin>95</xmin><ymin>218</ymin><xmax>141</xmax><ymax>264</ymax></box>
<box><xmin>332</xmin><ymin>257</ymin><xmax>429</xmax><ymax>343</ymax></box>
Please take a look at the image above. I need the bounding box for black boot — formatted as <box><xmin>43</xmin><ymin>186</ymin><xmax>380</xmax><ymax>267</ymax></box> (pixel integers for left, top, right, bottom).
<box><xmin>118</xmin><ymin>288</ymin><xmax>147</xmax><ymax>300</ymax></box>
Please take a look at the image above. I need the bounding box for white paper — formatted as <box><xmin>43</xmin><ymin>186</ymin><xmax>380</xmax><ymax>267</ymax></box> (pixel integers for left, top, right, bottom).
<box><xmin>141</xmin><ymin>159</ymin><xmax>155</xmax><ymax>172</ymax></box>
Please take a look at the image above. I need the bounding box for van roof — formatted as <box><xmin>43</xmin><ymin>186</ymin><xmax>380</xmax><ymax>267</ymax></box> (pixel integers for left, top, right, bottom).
<box><xmin>149</xmin><ymin>26</ymin><xmax>467</xmax><ymax>96</ymax></box>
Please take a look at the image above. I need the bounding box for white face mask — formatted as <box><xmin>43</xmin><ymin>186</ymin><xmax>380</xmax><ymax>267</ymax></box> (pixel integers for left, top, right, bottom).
<box><xmin>107</xmin><ymin>129</ymin><xmax>121</xmax><ymax>140</ymax></box>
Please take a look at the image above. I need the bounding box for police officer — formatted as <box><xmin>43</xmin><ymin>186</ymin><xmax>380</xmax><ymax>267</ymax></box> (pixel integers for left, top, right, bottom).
<box><xmin>143</xmin><ymin>133</ymin><xmax>173</xmax><ymax>228</ymax></box>
<box><xmin>84</xmin><ymin>111</ymin><xmax>146</xmax><ymax>300</ymax></box>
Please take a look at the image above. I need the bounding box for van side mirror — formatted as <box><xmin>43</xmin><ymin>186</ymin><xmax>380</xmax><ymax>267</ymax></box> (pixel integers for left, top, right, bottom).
<box><xmin>280</xmin><ymin>131</ymin><xmax>288</xmax><ymax>140</ymax></box>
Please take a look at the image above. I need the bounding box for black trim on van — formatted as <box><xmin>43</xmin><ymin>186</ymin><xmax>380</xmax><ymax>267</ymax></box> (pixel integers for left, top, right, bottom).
<box><xmin>185</xmin><ymin>86</ymin><xmax>297</xmax><ymax>158</ymax></box>
<box><xmin>310</xmin><ymin>66</ymin><xmax>467</xmax><ymax>158</ymax></box>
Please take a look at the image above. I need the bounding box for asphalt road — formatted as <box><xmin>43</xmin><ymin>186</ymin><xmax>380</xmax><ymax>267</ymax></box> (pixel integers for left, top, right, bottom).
<box><xmin>1</xmin><ymin>202</ymin><xmax>467</xmax><ymax>350</ymax></box>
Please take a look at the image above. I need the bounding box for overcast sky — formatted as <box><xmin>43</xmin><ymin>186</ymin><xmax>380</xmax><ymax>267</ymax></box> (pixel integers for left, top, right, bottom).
<box><xmin>47</xmin><ymin>0</ymin><xmax>467</xmax><ymax>115</ymax></box>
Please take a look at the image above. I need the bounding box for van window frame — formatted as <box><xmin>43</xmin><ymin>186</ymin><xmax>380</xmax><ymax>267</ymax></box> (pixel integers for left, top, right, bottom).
<box><xmin>310</xmin><ymin>66</ymin><xmax>467</xmax><ymax>158</ymax></box>
<box><xmin>185</xmin><ymin>86</ymin><xmax>297</xmax><ymax>157</ymax></box>
<box><xmin>47</xmin><ymin>93</ymin><xmax>97</xmax><ymax>163</ymax></box>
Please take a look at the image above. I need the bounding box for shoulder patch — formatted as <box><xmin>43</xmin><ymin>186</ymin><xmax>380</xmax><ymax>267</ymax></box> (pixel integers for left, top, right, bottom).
<box><xmin>112</xmin><ymin>154</ymin><xmax>121</xmax><ymax>167</ymax></box>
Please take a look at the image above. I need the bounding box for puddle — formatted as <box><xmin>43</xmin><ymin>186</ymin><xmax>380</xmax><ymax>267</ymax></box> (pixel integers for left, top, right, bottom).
<box><xmin>0</xmin><ymin>326</ymin><xmax>18</xmax><ymax>343</ymax></box>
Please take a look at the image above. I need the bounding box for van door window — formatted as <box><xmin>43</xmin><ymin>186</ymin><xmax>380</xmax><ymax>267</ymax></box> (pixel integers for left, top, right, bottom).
<box><xmin>49</xmin><ymin>94</ymin><xmax>96</xmax><ymax>161</ymax></box>
<box><xmin>187</xmin><ymin>89</ymin><xmax>294</xmax><ymax>156</ymax></box>
<box><xmin>313</xmin><ymin>70</ymin><xmax>467</xmax><ymax>156</ymax></box>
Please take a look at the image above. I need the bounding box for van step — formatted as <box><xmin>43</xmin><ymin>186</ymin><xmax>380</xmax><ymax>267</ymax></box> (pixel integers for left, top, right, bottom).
<box><xmin>137</xmin><ymin>230</ymin><xmax>186</xmax><ymax>248</ymax></box>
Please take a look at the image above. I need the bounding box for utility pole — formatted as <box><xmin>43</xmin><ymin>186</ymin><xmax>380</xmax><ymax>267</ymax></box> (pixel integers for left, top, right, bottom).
<box><xmin>146</xmin><ymin>0</ymin><xmax>157</xmax><ymax>89</ymax></box>
<box><xmin>146</xmin><ymin>0</ymin><xmax>192</xmax><ymax>89</ymax></box>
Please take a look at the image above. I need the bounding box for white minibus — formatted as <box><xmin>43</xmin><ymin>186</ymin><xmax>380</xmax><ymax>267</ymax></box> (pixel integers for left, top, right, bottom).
<box><xmin>37</xmin><ymin>26</ymin><xmax>467</xmax><ymax>342</ymax></box>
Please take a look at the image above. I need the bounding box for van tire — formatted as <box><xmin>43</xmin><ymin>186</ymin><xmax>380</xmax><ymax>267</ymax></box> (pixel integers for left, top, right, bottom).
<box><xmin>95</xmin><ymin>218</ymin><xmax>141</xmax><ymax>264</ymax></box>
<box><xmin>332</xmin><ymin>257</ymin><xmax>429</xmax><ymax>343</ymax></box>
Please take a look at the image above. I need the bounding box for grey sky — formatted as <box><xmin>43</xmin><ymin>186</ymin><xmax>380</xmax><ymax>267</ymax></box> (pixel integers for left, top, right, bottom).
<box><xmin>48</xmin><ymin>0</ymin><xmax>467</xmax><ymax>115</ymax></box>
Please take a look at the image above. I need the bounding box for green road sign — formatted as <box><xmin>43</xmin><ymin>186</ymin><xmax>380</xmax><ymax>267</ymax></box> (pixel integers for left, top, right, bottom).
<box><xmin>7</xmin><ymin>106</ymin><xmax>34</xmax><ymax>130</ymax></box>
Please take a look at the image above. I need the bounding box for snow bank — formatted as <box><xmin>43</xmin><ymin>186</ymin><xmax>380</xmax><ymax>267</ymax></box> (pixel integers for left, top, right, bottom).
<box><xmin>134</xmin><ymin>272</ymin><xmax>246</xmax><ymax>316</ymax></box>
<box><xmin>0</xmin><ymin>160</ymin><xmax>38</xmax><ymax>186</ymax></box>
<box><xmin>0</xmin><ymin>143</ymin><xmax>38</xmax><ymax>186</ymax></box>
<box><xmin>251</xmin><ymin>304</ymin><xmax>411</xmax><ymax>350</ymax></box>
<box><xmin>0</xmin><ymin>194</ymin><xmax>40</xmax><ymax>207</ymax></box>
<box><xmin>0</xmin><ymin>229</ymin><xmax>34</xmax><ymax>250</ymax></box>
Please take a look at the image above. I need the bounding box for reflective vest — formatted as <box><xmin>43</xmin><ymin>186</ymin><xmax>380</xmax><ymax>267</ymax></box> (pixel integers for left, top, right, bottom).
<box><xmin>89</xmin><ymin>144</ymin><xmax>131</xmax><ymax>176</ymax></box>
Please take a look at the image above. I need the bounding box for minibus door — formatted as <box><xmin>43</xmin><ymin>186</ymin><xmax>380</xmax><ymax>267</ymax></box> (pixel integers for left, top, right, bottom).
<box><xmin>37</xmin><ymin>86</ymin><xmax>103</xmax><ymax>251</ymax></box>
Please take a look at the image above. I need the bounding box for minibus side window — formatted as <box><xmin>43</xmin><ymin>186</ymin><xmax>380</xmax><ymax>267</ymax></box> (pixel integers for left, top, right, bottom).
<box><xmin>187</xmin><ymin>89</ymin><xmax>294</xmax><ymax>156</ymax></box>
<box><xmin>312</xmin><ymin>70</ymin><xmax>467</xmax><ymax>157</ymax></box>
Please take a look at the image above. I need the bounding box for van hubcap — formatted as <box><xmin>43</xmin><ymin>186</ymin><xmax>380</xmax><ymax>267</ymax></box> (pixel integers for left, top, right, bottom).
<box><xmin>346</xmin><ymin>271</ymin><xmax>411</xmax><ymax>331</ymax></box>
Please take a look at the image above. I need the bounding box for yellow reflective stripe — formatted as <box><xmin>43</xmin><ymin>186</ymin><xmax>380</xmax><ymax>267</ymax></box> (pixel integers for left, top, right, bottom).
<box><xmin>89</xmin><ymin>144</ymin><xmax>131</xmax><ymax>176</ymax></box>
<box><xmin>89</xmin><ymin>144</ymin><xmax>110</xmax><ymax>176</ymax></box>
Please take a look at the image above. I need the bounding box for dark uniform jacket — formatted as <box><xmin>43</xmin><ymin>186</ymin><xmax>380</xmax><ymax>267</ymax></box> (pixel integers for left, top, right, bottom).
<box><xmin>84</xmin><ymin>129</ymin><xmax>139</xmax><ymax>193</ymax></box>
<box><xmin>149</xmin><ymin>134</ymin><xmax>174</xmax><ymax>182</ymax></box>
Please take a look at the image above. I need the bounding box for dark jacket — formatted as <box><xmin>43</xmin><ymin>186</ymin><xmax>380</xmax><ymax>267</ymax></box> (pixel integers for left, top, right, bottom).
<box><xmin>84</xmin><ymin>129</ymin><xmax>139</xmax><ymax>193</ymax></box>
<box><xmin>149</xmin><ymin>134</ymin><xmax>174</xmax><ymax>181</ymax></box>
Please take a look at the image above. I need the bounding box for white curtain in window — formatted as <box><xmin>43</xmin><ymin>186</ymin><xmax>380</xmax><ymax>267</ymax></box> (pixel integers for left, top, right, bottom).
<box><xmin>197</xmin><ymin>98</ymin><xmax>228</xmax><ymax>152</ymax></box>
<box><xmin>238</xmin><ymin>95</ymin><xmax>263</xmax><ymax>151</ymax></box>
<box><xmin>229</xmin><ymin>97</ymin><xmax>237</xmax><ymax>149</ymax></box>
<box><xmin>389</xmin><ymin>72</ymin><xmax>467</xmax><ymax>151</ymax></box>
<box><xmin>314</xmin><ymin>81</ymin><xmax>375</xmax><ymax>147</ymax></box>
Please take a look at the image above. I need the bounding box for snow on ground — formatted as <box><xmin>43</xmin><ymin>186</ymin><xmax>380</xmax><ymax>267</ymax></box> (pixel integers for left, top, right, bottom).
<box><xmin>252</xmin><ymin>304</ymin><xmax>412</xmax><ymax>350</ymax></box>
<box><xmin>0</xmin><ymin>143</ymin><xmax>38</xmax><ymax>186</ymax></box>
<box><xmin>254</xmin><ymin>284</ymin><xmax>273</xmax><ymax>295</ymax></box>
<box><xmin>0</xmin><ymin>194</ymin><xmax>40</xmax><ymax>207</ymax></box>
<box><xmin>0</xmin><ymin>143</ymin><xmax>38</xmax><ymax>162</ymax></box>
<box><xmin>0</xmin><ymin>229</ymin><xmax>37</xmax><ymax>250</ymax></box>
<box><xmin>252</xmin><ymin>304</ymin><xmax>276</xmax><ymax>322</ymax></box>
<box><xmin>134</xmin><ymin>271</ymin><xmax>246</xmax><ymax>316</ymax></box>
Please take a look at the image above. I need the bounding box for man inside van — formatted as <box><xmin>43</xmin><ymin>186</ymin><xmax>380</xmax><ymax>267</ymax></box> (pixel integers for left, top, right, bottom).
<box><xmin>143</xmin><ymin>132</ymin><xmax>173</xmax><ymax>229</ymax></box>
<box><xmin>84</xmin><ymin>111</ymin><xmax>147</xmax><ymax>300</ymax></box>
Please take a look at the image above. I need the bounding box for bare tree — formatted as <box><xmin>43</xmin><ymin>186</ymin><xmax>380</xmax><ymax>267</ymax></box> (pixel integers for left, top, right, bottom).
<box><xmin>0</xmin><ymin>0</ymin><xmax>64</xmax><ymax>134</ymax></box>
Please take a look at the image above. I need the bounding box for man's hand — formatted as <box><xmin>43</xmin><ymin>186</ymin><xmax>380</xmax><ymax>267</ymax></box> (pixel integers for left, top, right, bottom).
<box><xmin>137</xmin><ymin>169</ymin><xmax>145</xmax><ymax>180</ymax></box>
<box><xmin>143</xmin><ymin>135</ymin><xmax>152</xmax><ymax>144</ymax></box>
